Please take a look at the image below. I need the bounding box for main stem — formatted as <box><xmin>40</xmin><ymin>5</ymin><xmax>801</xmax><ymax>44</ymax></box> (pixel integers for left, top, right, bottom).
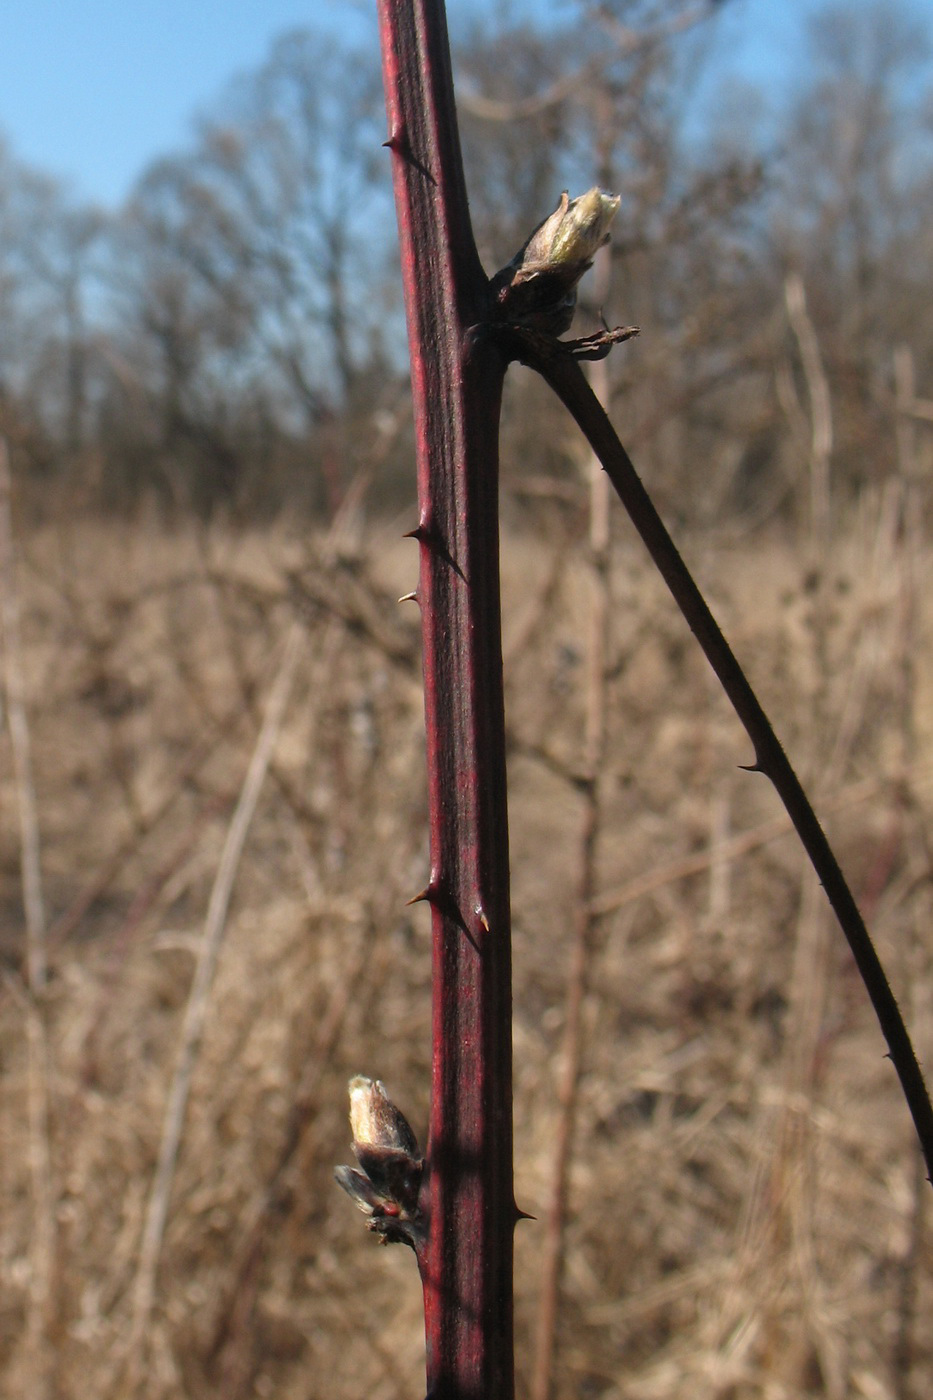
<box><xmin>377</xmin><ymin>5</ymin><xmax>515</xmax><ymax>1400</ymax></box>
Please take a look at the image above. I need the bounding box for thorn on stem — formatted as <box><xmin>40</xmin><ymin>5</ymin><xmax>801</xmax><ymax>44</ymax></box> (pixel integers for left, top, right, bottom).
<box><xmin>407</xmin><ymin>883</ymin><xmax>438</xmax><ymax>907</ymax></box>
<box><xmin>408</xmin><ymin>878</ymin><xmax>477</xmax><ymax>946</ymax></box>
<box><xmin>404</xmin><ymin>517</ymin><xmax>465</xmax><ymax>581</ymax></box>
<box><xmin>383</xmin><ymin>125</ymin><xmax>435</xmax><ymax>184</ymax></box>
<box><xmin>398</xmin><ymin>590</ymin><xmax>419</xmax><ymax>604</ymax></box>
<box><xmin>403</xmin><ymin>514</ymin><xmax>434</xmax><ymax>545</ymax></box>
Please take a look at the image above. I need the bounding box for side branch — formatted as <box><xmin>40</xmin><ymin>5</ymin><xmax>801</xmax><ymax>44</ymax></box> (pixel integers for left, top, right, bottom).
<box><xmin>499</xmin><ymin>325</ymin><xmax>933</xmax><ymax>1184</ymax></box>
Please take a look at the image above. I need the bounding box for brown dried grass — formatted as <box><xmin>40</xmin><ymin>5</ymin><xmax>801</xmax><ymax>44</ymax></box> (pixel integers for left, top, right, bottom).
<box><xmin>0</xmin><ymin>499</ymin><xmax>931</xmax><ymax>1399</ymax></box>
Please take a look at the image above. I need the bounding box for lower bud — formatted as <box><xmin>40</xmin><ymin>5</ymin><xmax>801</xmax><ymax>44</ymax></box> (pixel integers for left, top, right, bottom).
<box><xmin>335</xmin><ymin>1076</ymin><xmax>426</xmax><ymax>1251</ymax></box>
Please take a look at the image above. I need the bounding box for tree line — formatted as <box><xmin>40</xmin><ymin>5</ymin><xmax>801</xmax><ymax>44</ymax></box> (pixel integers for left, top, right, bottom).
<box><xmin>0</xmin><ymin>0</ymin><xmax>930</xmax><ymax>524</ymax></box>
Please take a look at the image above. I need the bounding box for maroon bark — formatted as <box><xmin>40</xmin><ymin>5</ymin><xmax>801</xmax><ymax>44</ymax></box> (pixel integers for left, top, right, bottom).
<box><xmin>377</xmin><ymin>4</ymin><xmax>515</xmax><ymax>1399</ymax></box>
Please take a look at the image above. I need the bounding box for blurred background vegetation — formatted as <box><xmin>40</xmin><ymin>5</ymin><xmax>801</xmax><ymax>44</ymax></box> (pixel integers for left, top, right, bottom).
<box><xmin>0</xmin><ymin>0</ymin><xmax>929</xmax><ymax>526</ymax></box>
<box><xmin>2</xmin><ymin>2</ymin><xmax>933</xmax><ymax>1398</ymax></box>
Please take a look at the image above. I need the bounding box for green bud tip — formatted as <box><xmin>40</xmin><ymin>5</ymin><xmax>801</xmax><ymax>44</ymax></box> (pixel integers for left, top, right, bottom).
<box><xmin>530</xmin><ymin>187</ymin><xmax>621</xmax><ymax>270</ymax></box>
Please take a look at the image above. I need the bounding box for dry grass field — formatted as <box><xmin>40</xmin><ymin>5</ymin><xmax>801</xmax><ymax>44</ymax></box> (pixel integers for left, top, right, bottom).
<box><xmin>1</xmin><ymin>492</ymin><xmax>932</xmax><ymax>1399</ymax></box>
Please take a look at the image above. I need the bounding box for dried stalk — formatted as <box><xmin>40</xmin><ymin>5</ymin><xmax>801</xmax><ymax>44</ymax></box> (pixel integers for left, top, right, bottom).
<box><xmin>759</xmin><ymin>298</ymin><xmax>845</xmax><ymax>1386</ymax></box>
<box><xmin>211</xmin><ymin>912</ymin><xmax>378</xmax><ymax>1393</ymax></box>
<box><xmin>0</xmin><ymin>438</ymin><xmax>54</xmax><ymax>1396</ymax></box>
<box><xmin>890</xmin><ymin>346</ymin><xmax>926</xmax><ymax>1400</ymax></box>
<box><xmin>0</xmin><ymin>438</ymin><xmax>47</xmax><ymax>986</ymax></box>
<box><xmin>532</xmin><ymin>243</ymin><xmax>613</xmax><ymax>1400</ymax></box>
<box><xmin>785</xmin><ymin>273</ymin><xmax>833</xmax><ymax>547</ymax></box>
<box><xmin>126</xmin><ymin>622</ymin><xmax>304</xmax><ymax>1382</ymax></box>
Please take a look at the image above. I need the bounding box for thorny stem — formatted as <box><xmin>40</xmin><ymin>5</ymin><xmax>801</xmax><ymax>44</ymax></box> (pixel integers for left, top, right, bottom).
<box><xmin>375</xmin><ymin>7</ymin><xmax>933</xmax><ymax>1400</ymax></box>
<box><xmin>500</xmin><ymin>326</ymin><xmax>933</xmax><ymax>1186</ymax></box>
<box><xmin>377</xmin><ymin>4</ymin><xmax>514</xmax><ymax>1400</ymax></box>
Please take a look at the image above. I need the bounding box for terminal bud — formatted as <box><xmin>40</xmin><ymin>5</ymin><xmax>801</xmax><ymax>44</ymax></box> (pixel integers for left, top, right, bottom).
<box><xmin>491</xmin><ymin>187</ymin><xmax>620</xmax><ymax>334</ymax></box>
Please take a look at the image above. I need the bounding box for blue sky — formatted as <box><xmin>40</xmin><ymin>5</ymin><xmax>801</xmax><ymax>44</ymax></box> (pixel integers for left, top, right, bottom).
<box><xmin>0</xmin><ymin>0</ymin><xmax>822</xmax><ymax>208</ymax></box>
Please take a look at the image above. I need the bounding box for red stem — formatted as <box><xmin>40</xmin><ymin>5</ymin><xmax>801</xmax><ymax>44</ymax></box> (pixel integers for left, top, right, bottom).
<box><xmin>377</xmin><ymin>4</ymin><xmax>515</xmax><ymax>1399</ymax></box>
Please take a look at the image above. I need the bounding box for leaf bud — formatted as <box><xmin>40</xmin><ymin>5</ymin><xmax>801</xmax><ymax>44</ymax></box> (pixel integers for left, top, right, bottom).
<box><xmin>348</xmin><ymin>1075</ymin><xmax>419</xmax><ymax>1157</ymax></box>
<box><xmin>335</xmin><ymin>1076</ymin><xmax>425</xmax><ymax>1250</ymax></box>
<box><xmin>491</xmin><ymin>187</ymin><xmax>620</xmax><ymax>334</ymax></box>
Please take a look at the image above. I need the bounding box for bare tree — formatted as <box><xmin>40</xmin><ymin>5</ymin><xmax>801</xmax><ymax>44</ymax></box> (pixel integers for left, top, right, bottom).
<box><xmin>0</xmin><ymin>142</ymin><xmax>105</xmax><ymax>480</ymax></box>
<box><xmin>110</xmin><ymin>28</ymin><xmax>397</xmax><ymax>514</ymax></box>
